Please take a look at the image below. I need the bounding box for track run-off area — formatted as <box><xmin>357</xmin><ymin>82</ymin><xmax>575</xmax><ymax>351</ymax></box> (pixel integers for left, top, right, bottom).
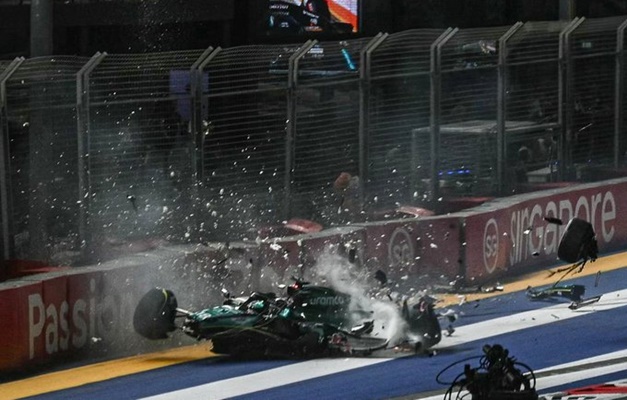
<box><xmin>4</xmin><ymin>251</ymin><xmax>627</xmax><ymax>400</ymax></box>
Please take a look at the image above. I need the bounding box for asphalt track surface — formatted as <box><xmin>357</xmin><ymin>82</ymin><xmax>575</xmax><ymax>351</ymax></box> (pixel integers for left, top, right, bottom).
<box><xmin>4</xmin><ymin>251</ymin><xmax>627</xmax><ymax>400</ymax></box>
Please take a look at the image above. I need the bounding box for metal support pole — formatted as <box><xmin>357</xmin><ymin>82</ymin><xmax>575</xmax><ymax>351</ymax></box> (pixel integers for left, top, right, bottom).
<box><xmin>195</xmin><ymin>47</ymin><xmax>220</xmax><ymax>184</ymax></box>
<box><xmin>559</xmin><ymin>0</ymin><xmax>576</xmax><ymax>21</ymax></box>
<box><xmin>191</xmin><ymin>47</ymin><xmax>219</xmax><ymax>241</ymax></box>
<box><xmin>558</xmin><ymin>17</ymin><xmax>584</xmax><ymax>180</ymax></box>
<box><xmin>0</xmin><ymin>57</ymin><xmax>25</xmax><ymax>261</ymax></box>
<box><xmin>359</xmin><ymin>32</ymin><xmax>388</xmax><ymax>210</ymax></box>
<box><xmin>284</xmin><ymin>40</ymin><xmax>316</xmax><ymax>220</ymax></box>
<box><xmin>76</xmin><ymin>52</ymin><xmax>107</xmax><ymax>252</ymax></box>
<box><xmin>30</xmin><ymin>0</ymin><xmax>53</xmax><ymax>57</ymax></box>
<box><xmin>497</xmin><ymin>22</ymin><xmax>524</xmax><ymax>194</ymax></box>
<box><xmin>614</xmin><ymin>19</ymin><xmax>627</xmax><ymax>167</ymax></box>
<box><xmin>429</xmin><ymin>28</ymin><xmax>457</xmax><ymax>202</ymax></box>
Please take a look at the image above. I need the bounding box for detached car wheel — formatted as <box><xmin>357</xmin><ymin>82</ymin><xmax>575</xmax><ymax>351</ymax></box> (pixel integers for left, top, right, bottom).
<box><xmin>133</xmin><ymin>287</ymin><xmax>178</xmax><ymax>340</ymax></box>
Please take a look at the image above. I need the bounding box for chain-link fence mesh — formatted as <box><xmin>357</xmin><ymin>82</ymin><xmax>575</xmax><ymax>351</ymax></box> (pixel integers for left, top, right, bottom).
<box><xmin>0</xmin><ymin>60</ymin><xmax>10</xmax><ymax>71</ymax></box>
<box><xmin>291</xmin><ymin>39</ymin><xmax>369</xmax><ymax>225</ymax></box>
<box><xmin>369</xmin><ymin>29</ymin><xmax>444</xmax><ymax>210</ymax></box>
<box><xmin>3</xmin><ymin>56</ymin><xmax>89</xmax><ymax>259</ymax></box>
<box><xmin>504</xmin><ymin>21</ymin><xmax>565</xmax><ymax>191</ymax></box>
<box><xmin>569</xmin><ymin>17</ymin><xmax>624</xmax><ymax>176</ymax></box>
<box><xmin>2</xmin><ymin>17</ymin><xmax>627</xmax><ymax>263</ymax></box>
<box><xmin>86</xmin><ymin>51</ymin><xmax>205</xmax><ymax>246</ymax></box>
<box><xmin>0</xmin><ymin>58</ymin><xmax>16</xmax><ymax>260</ymax></box>
<box><xmin>432</xmin><ymin>27</ymin><xmax>510</xmax><ymax>196</ymax></box>
<box><xmin>198</xmin><ymin>45</ymin><xmax>291</xmax><ymax>240</ymax></box>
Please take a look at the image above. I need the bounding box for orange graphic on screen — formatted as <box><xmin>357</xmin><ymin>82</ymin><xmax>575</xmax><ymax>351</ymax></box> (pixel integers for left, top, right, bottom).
<box><xmin>327</xmin><ymin>0</ymin><xmax>358</xmax><ymax>32</ymax></box>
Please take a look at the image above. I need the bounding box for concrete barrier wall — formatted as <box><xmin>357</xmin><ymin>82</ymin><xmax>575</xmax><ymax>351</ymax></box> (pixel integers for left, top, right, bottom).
<box><xmin>2</xmin><ymin>178</ymin><xmax>627</xmax><ymax>373</ymax></box>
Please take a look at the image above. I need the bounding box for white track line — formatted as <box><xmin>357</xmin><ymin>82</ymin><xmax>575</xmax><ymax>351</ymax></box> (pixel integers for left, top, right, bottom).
<box><xmin>141</xmin><ymin>358</ymin><xmax>391</xmax><ymax>400</ymax></box>
<box><xmin>537</xmin><ymin>360</ymin><xmax>627</xmax><ymax>391</ymax></box>
<box><xmin>436</xmin><ymin>288</ymin><xmax>627</xmax><ymax>349</ymax></box>
<box><xmin>142</xmin><ymin>289</ymin><xmax>627</xmax><ymax>400</ymax></box>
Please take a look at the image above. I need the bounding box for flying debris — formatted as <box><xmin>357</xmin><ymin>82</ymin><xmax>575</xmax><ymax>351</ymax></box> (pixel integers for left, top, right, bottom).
<box><xmin>527</xmin><ymin>285</ymin><xmax>602</xmax><ymax>309</ymax></box>
<box><xmin>438</xmin><ymin>308</ymin><xmax>459</xmax><ymax>336</ymax></box>
<box><xmin>543</xmin><ymin>216</ymin><xmax>563</xmax><ymax>225</ymax></box>
<box><xmin>526</xmin><ymin>284</ymin><xmax>585</xmax><ymax>302</ymax></box>
<box><xmin>127</xmin><ymin>194</ymin><xmax>138</xmax><ymax>213</ymax></box>
<box><xmin>568</xmin><ymin>295</ymin><xmax>602</xmax><ymax>310</ymax></box>
<box><xmin>432</xmin><ymin>276</ymin><xmax>504</xmax><ymax>295</ymax></box>
<box><xmin>527</xmin><ymin>217</ymin><xmax>601</xmax><ymax>309</ymax></box>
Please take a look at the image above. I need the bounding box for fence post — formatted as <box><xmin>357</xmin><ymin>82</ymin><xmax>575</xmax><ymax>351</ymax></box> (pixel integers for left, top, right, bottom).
<box><xmin>615</xmin><ymin>19</ymin><xmax>627</xmax><ymax>167</ymax></box>
<box><xmin>559</xmin><ymin>0</ymin><xmax>576</xmax><ymax>21</ymax></box>
<box><xmin>76</xmin><ymin>52</ymin><xmax>107</xmax><ymax>254</ymax></box>
<box><xmin>429</xmin><ymin>28</ymin><xmax>457</xmax><ymax>202</ymax></box>
<box><xmin>558</xmin><ymin>17</ymin><xmax>584</xmax><ymax>180</ymax></box>
<box><xmin>194</xmin><ymin>47</ymin><xmax>219</xmax><ymax>185</ymax></box>
<box><xmin>359</xmin><ymin>32</ymin><xmax>388</xmax><ymax>209</ymax></box>
<box><xmin>497</xmin><ymin>22</ymin><xmax>524</xmax><ymax>194</ymax></box>
<box><xmin>190</xmin><ymin>46</ymin><xmax>216</xmax><ymax>241</ymax></box>
<box><xmin>0</xmin><ymin>57</ymin><xmax>25</xmax><ymax>261</ymax></box>
<box><xmin>285</xmin><ymin>40</ymin><xmax>317</xmax><ymax>220</ymax></box>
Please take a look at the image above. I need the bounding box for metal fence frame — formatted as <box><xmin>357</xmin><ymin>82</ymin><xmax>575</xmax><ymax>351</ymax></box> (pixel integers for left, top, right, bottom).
<box><xmin>0</xmin><ymin>57</ymin><xmax>25</xmax><ymax>260</ymax></box>
<box><xmin>2</xmin><ymin>16</ymin><xmax>627</xmax><ymax>262</ymax></box>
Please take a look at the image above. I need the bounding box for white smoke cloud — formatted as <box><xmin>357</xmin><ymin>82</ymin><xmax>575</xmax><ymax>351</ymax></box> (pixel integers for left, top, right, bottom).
<box><xmin>307</xmin><ymin>247</ymin><xmax>410</xmax><ymax>346</ymax></box>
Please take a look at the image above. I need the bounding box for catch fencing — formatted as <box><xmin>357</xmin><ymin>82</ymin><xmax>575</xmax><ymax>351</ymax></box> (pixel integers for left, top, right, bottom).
<box><xmin>1</xmin><ymin>16</ymin><xmax>627</xmax><ymax>263</ymax></box>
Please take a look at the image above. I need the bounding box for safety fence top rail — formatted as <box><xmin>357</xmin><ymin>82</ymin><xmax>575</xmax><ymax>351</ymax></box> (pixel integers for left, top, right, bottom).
<box><xmin>440</xmin><ymin>25</ymin><xmax>514</xmax><ymax>72</ymax></box>
<box><xmin>88</xmin><ymin>50</ymin><xmax>208</xmax><ymax>104</ymax></box>
<box><xmin>506</xmin><ymin>21</ymin><xmax>570</xmax><ymax>64</ymax></box>
<box><xmin>293</xmin><ymin>37</ymin><xmax>372</xmax><ymax>86</ymax></box>
<box><xmin>504</xmin><ymin>21</ymin><xmax>563</xmax><ymax>125</ymax></box>
<box><xmin>201</xmin><ymin>44</ymin><xmax>296</xmax><ymax>95</ymax></box>
<box><xmin>4</xmin><ymin>56</ymin><xmax>90</xmax><ymax>112</ymax></box>
<box><xmin>0</xmin><ymin>60</ymin><xmax>12</xmax><ymax>78</ymax></box>
<box><xmin>369</xmin><ymin>29</ymin><xmax>446</xmax><ymax>78</ymax></box>
<box><xmin>569</xmin><ymin>16</ymin><xmax>627</xmax><ymax>57</ymax></box>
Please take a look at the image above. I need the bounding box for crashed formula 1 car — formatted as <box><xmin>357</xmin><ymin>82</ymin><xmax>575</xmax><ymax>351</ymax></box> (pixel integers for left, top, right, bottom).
<box><xmin>133</xmin><ymin>272</ymin><xmax>443</xmax><ymax>359</ymax></box>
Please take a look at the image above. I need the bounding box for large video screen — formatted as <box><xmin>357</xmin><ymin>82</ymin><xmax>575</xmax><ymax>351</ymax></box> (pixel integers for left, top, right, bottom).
<box><xmin>268</xmin><ymin>0</ymin><xmax>360</xmax><ymax>35</ymax></box>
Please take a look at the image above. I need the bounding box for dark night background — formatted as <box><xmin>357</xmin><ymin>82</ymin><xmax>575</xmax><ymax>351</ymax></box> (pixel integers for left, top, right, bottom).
<box><xmin>1</xmin><ymin>0</ymin><xmax>627</xmax><ymax>59</ymax></box>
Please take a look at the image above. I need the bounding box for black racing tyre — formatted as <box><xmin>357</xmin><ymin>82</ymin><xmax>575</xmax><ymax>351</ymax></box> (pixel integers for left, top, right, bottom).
<box><xmin>557</xmin><ymin>218</ymin><xmax>596</xmax><ymax>263</ymax></box>
<box><xmin>133</xmin><ymin>287</ymin><xmax>178</xmax><ymax>340</ymax></box>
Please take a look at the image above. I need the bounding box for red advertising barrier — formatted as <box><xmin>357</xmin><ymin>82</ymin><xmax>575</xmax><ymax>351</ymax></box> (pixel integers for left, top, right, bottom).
<box><xmin>0</xmin><ymin>280</ymin><xmax>42</xmax><ymax>370</ymax></box>
<box><xmin>9</xmin><ymin>269</ymin><xmax>131</xmax><ymax>368</ymax></box>
<box><xmin>463</xmin><ymin>207</ymin><xmax>516</xmax><ymax>283</ymax></box>
<box><xmin>0</xmin><ymin>249</ymin><xmax>205</xmax><ymax>374</ymax></box>
<box><xmin>65</xmin><ymin>270</ymin><xmax>104</xmax><ymax>355</ymax></box>
<box><xmin>359</xmin><ymin>215</ymin><xmax>462</xmax><ymax>282</ymax></box>
<box><xmin>35</xmin><ymin>276</ymin><xmax>69</xmax><ymax>364</ymax></box>
<box><xmin>464</xmin><ymin>179</ymin><xmax>627</xmax><ymax>284</ymax></box>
